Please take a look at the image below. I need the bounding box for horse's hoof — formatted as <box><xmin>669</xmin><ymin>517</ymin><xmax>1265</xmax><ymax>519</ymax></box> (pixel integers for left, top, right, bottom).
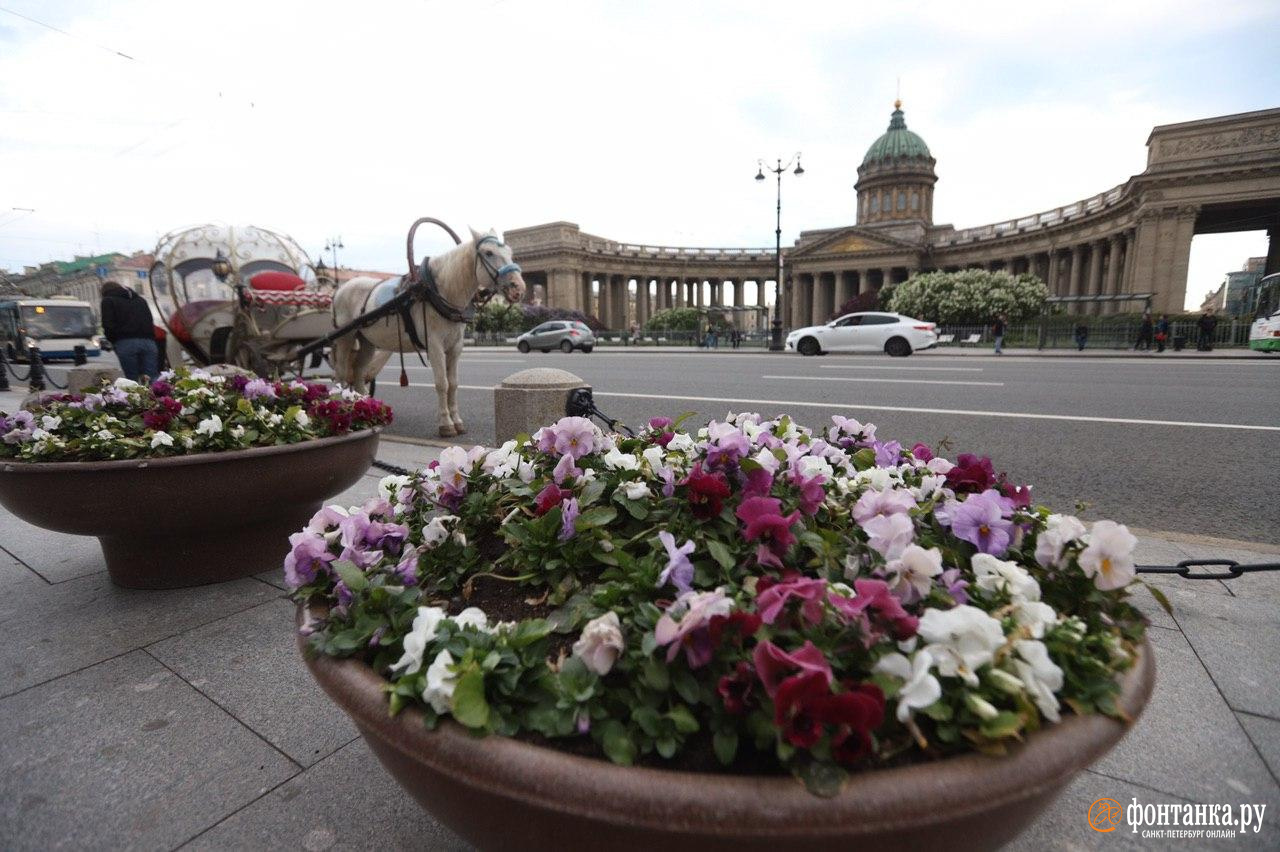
<box><xmin>438</xmin><ymin>426</ymin><xmax>456</xmax><ymax>438</ymax></box>
<box><xmin>453</xmin><ymin>423</ymin><xmax>467</xmax><ymax>435</ymax></box>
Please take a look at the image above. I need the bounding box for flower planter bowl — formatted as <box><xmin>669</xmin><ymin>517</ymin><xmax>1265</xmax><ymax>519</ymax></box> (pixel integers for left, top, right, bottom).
<box><xmin>300</xmin><ymin>600</ymin><xmax>1154</xmax><ymax>852</ymax></box>
<box><xmin>0</xmin><ymin>429</ymin><xmax>380</xmax><ymax>589</ymax></box>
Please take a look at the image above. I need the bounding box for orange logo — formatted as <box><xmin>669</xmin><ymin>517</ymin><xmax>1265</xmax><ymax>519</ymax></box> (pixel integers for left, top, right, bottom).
<box><xmin>1088</xmin><ymin>798</ymin><xmax>1124</xmax><ymax>832</ymax></box>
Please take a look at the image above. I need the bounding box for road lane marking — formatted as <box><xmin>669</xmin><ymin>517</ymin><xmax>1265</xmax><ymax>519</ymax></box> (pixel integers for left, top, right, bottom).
<box><xmin>762</xmin><ymin>374</ymin><xmax>1004</xmax><ymax>387</ymax></box>
<box><xmin>819</xmin><ymin>365</ymin><xmax>984</xmax><ymax>372</ymax></box>
<box><xmin>386</xmin><ymin>385</ymin><xmax>1280</xmax><ymax>433</ymax></box>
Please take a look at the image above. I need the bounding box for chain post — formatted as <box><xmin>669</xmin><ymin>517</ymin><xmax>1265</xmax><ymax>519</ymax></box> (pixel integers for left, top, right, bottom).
<box><xmin>27</xmin><ymin>346</ymin><xmax>45</xmax><ymax>392</ymax></box>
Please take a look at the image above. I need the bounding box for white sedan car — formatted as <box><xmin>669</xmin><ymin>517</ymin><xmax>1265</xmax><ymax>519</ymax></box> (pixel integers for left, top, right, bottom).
<box><xmin>786</xmin><ymin>311</ymin><xmax>938</xmax><ymax>357</ymax></box>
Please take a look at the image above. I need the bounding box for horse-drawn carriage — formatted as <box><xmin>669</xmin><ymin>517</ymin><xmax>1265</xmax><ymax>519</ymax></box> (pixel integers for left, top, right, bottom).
<box><xmin>147</xmin><ymin>223</ymin><xmax>334</xmax><ymax>375</ymax></box>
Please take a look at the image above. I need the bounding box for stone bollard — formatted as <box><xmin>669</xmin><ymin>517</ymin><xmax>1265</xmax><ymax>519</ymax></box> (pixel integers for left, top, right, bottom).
<box><xmin>67</xmin><ymin>365</ymin><xmax>124</xmax><ymax>395</ymax></box>
<box><xmin>494</xmin><ymin>368</ymin><xmax>588</xmax><ymax>445</ymax></box>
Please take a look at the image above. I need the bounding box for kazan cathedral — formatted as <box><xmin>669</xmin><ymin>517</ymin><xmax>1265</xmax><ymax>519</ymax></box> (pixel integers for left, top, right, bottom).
<box><xmin>506</xmin><ymin>105</ymin><xmax>1280</xmax><ymax>329</ymax></box>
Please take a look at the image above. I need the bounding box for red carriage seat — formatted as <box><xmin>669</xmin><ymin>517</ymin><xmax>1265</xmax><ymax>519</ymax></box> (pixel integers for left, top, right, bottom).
<box><xmin>249</xmin><ymin>271</ymin><xmax>307</xmax><ymax>291</ymax></box>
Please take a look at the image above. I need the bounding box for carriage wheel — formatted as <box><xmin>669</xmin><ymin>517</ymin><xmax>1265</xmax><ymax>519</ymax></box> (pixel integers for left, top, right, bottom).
<box><xmin>232</xmin><ymin>340</ymin><xmax>272</xmax><ymax>378</ymax></box>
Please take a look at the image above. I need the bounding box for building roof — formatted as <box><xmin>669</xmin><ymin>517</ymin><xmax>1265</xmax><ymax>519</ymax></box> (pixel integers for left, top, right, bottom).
<box><xmin>862</xmin><ymin>102</ymin><xmax>932</xmax><ymax>166</ymax></box>
<box><xmin>50</xmin><ymin>253</ymin><xmax>126</xmax><ymax>275</ymax></box>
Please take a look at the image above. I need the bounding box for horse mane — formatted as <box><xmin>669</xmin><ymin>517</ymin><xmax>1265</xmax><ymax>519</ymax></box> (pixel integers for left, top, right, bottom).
<box><xmin>428</xmin><ymin>238</ymin><xmax>479</xmax><ymax>307</ymax></box>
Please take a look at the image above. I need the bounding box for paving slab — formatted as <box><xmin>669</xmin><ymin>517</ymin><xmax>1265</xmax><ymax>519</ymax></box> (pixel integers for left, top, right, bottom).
<box><xmin>1171</xmin><ymin>588</ymin><xmax>1280</xmax><ymax>720</ymax></box>
<box><xmin>0</xmin><ymin>650</ymin><xmax>298</xmax><ymax>852</ymax></box>
<box><xmin>1011</xmin><ymin>769</ymin><xmax>1191</xmax><ymax>851</ymax></box>
<box><xmin>148</xmin><ymin>598</ymin><xmax>357</xmax><ymax>767</ymax></box>
<box><xmin>1237</xmin><ymin>713</ymin><xmax>1280</xmax><ymax>782</ymax></box>
<box><xmin>0</xmin><ymin>502</ymin><xmax>106</xmax><ymax>583</ymax></box>
<box><xmin>1094</xmin><ymin>624</ymin><xmax>1280</xmax><ymax>812</ymax></box>
<box><xmin>183</xmin><ymin>737</ymin><xmax>469</xmax><ymax>851</ymax></box>
<box><xmin>0</xmin><ymin>568</ymin><xmax>279</xmax><ymax>698</ymax></box>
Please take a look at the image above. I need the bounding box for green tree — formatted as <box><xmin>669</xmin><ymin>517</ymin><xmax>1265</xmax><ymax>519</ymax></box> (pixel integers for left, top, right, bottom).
<box><xmin>645</xmin><ymin>307</ymin><xmax>701</xmax><ymax>331</ymax></box>
<box><xmin>472</xmin><ymin>299</ymin><xmax>524</xmax><ymax>333</ymax></box>
<box><xmin>888</xmin><ymin>270</ymin><xmax>1048</xmax><ymax>323</ymax></box>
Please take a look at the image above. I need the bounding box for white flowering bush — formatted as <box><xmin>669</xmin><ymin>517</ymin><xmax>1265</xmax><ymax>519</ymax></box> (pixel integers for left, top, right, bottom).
<box><xmin>291</xmin><ymin>413</ymin><xmax>1147</xmax><ymax>796</ymax></box>
<box><xmin>888</xmin><ymin>270</ymin><xmax>1049</xmax><ymax>323</ymax></box>
<box><xmin>0</xmin><ymin>369</ymin><xmax>392</xmax><ymax>462</ymax></box>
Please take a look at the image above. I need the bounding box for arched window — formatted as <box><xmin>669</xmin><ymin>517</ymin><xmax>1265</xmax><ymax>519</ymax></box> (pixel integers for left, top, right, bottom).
<box><xmin>870</xmin><ymin>195</ymin><xmax>880</xmax><ymax>214</ymax></box>
<box><xmin>897</xmin><ymin>191</ymin><xmax>906</xmax><ymax>211</ymax></box>
<box><xmin>910</xmin><ymin>191</ymin><xmax>919</xmax><ymax>211</ymax></box>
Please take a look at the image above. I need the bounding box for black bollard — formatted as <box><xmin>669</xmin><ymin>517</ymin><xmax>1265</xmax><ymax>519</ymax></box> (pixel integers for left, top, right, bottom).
<box><xmin>73</xmin><ymin>344</ymin><xmax>87</xmax><ymax>366</ymax></box>
<box><xmin>0</xmin><ymin>345</ymin><xmax>10</xmax><ymax>392</ymax></box>
<box><xmin>27</xmin><ymin>345</ymin><xmax>45</xmax><ymax>392</ymax></box>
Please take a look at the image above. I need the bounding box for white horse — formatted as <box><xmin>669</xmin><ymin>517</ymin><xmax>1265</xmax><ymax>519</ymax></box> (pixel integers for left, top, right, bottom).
<box><xmin>331</xmin><ymin>227</ymin><xmax>525</xmax><ymax>436</ymax></box>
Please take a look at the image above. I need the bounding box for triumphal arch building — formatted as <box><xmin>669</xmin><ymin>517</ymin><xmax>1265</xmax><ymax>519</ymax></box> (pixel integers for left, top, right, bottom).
<box><xmin>506</xmin><ymin>105</ymin><xmax>1280</xmax><ymax>329</ymax></box>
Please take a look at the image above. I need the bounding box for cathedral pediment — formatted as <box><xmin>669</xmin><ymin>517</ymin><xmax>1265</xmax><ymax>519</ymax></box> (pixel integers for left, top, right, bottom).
<box><xmin>791</xmin><ymin>226</ymin><xmax>924</xmax><ymax>259</ymax></box>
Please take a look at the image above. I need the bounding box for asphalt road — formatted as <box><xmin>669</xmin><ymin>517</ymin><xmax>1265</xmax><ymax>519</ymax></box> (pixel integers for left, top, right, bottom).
<box><xmin>368</xmin><ymin>348</ymin><xmax>1280</xmax><ymax>545</ymax></box>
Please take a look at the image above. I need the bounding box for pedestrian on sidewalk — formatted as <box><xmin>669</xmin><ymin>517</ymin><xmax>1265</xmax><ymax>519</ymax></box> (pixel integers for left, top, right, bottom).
<box><xmin>1197</xmin><ymin>310</ymin><xmax>1217</xmax><ymax>351</ymax></box>
<box><xmin>100</xmin><ymin>281</ymin><xmax>158</xmax><ymax>382</ymax></box>
<box><xmin>1135</xmin><ymin>311</ymin><xmax>1154</xmax><ymax>351</ymax></box>
<box><xmin>991</xmin><ymin>314</ymin><xmax>1006</xmax><ymax>355</ymax></box>
<box><xmin>1074</xmin><ymin>322</ymin><xmax>1089</xmax><ymax>351</ymax></box>
<box><xmin>1154</xmin><ymin>314</ymin><xmax>1170</xmax><ymax>353</ymax></box>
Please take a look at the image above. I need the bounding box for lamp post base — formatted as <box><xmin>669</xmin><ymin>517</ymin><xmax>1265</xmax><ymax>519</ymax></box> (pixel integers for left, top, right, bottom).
<box><xmin>768</xmin><ymin>319</ymin><xmax>785</xmax><ymax>351</ymax></box>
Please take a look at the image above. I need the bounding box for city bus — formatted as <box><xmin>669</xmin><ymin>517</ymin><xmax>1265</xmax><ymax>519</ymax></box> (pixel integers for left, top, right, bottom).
<box><xmin>0</xmin><ymin>298</ymin><xmax>102</xmax><ymax>362</ymax></box>
<box><xmin>1250</xmin><ymin>273</ymin><xmax>1280</xmax><ymax>353</ymax></box>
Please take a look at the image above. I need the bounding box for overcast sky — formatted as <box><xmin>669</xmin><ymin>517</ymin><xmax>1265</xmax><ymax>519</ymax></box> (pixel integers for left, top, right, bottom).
<box><xmin>1</xmin><ymin>0</ymin><xmax>1276</xmax><ymax>309</ymax></box>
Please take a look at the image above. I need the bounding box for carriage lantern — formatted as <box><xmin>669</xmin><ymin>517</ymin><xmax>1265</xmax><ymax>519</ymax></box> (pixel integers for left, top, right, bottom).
<box><xmin>211</xmin><ymin>250</ymin><xmax>232</xmax><ymax>283</ymax></box>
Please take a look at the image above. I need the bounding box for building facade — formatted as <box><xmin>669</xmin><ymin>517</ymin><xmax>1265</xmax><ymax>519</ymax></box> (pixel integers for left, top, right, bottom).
<box><xmin>508</xmin><ymin>106</ymin><xmax>1280</xmax><ymax>329</ymax></box>
<box><xmin>9</xmin><ymin>252</ymin><xmax>154</xmax><ymax>323</ymax></box>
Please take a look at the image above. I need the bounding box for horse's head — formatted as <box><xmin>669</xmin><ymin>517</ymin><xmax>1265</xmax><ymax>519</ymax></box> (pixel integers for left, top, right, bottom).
<box><xmin>470</xmin><ymin>227</ymin><xmax>525</xmax><ymax>304</ymax></box>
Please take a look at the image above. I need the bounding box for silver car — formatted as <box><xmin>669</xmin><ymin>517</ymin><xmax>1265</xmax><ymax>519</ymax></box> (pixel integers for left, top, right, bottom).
<box><xmin>516</xmin><ymin>320</ymin><xmax>596</xmax><ymax>353</ymax></box>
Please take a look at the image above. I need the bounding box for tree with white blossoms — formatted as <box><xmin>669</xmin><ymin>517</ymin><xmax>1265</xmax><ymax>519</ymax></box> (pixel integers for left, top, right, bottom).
<box><xmin>888</xmin><ymin>270</ymin><xmax>1049</xmax><ymax>323</ymax></box>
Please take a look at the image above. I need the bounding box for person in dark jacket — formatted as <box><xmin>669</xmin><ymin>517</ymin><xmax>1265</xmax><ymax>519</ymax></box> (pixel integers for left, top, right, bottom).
<box><xmin>1154</xmin><ymin>314</ymin><xmax>1170</xmax><ymax>353</ymax></box>
<box><xmin>100</xmin><ymin>281</ymin><xmax>158</xmax><ymax>381</ymax></box>
<box><xmin>1134</xmin><ymin>312</ymin><xmax>1154</xmax><ymax>351</ymax></box>
<box><xmin>1197</xmin><ymin>310</ymin><xmax>1218</xmax><ymax>352</ymax></box>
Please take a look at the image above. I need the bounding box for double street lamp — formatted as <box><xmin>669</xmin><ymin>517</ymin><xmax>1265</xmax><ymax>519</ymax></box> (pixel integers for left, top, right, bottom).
<box><xmin>756</xmin><ymin>153</ymin><xmax>803</xmax><ymax>350</ymax></box>
<box><xmin>324</xmin><ymin>237</ymin><xmax>344</xmax><ymax>285</ymax></box>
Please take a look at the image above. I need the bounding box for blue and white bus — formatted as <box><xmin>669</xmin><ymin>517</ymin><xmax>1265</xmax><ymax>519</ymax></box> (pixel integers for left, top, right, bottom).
<box><xmin>0</xmin><ymin>298</ymin><xmax>102</xmax><ymax>362</ymax></box>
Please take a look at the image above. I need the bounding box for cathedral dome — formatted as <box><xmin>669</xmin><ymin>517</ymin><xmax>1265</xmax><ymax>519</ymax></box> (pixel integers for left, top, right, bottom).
<box><xmin>862</xmin><ymin>101</ymin><xmax>931</xmax><ymax>165</ymax></box>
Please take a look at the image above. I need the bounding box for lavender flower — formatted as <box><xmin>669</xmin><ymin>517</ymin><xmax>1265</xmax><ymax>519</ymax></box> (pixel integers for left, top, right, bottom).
<box><xmin>949</xmin><ymin>489</ymin><xmax>1015</xmax><ymax>556</ymax></box>
<box><xmin>242</xmin><ymin>378</ymin><xmax>278</xmax><ymax>400</ymax></box>
<box><xmin>559</xmin><ymin>497</ymin><xmax>580</xmax><ymax>542</ymax></box>
<box><xmin>657</xmin><ymin>530</ymin><xmax>695</xmax><ymax>593</ymax></box>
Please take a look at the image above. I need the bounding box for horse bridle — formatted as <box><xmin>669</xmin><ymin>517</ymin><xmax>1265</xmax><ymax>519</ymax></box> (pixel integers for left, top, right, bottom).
<box><xmin>472</xmin><ymin>235</ymin><xmax>522</xmax><ymax>308</ymax></box>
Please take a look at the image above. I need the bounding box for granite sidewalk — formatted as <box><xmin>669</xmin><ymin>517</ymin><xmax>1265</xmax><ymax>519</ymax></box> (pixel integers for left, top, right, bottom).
<box><xmin>1</xmin><ymin>435</ymin><xmax>1278</xmax><ymax>850</ymax></box>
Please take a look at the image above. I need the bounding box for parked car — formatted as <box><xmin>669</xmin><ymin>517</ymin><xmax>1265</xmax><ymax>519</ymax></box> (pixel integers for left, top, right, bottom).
<box><xmin>516</xmin><ymin>320</ymin><xmax>596</xmax><ymax>353</ymax></box>
<box><xmin>785</xmin><ymin>312</ymin><xmax>938</xmax><ymax>357</ymax></box>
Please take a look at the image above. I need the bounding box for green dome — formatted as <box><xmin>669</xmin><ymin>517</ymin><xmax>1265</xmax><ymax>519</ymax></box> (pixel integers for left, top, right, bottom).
<box><xmin>862</xmin><ymin>104</ymin><xmax>931</xmax><ymax>166</ymax></box>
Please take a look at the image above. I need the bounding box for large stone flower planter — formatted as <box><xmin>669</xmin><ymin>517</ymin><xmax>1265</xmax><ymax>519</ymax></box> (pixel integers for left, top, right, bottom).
<box><xmin>0</xmin><ymin>430</ymin><xmax>379</xmax><ymax>589</ymax></box>
<box><xmin>299</xmin><ymin>600</ymin><xmax>1155</xmax><ymax>851</ymax></box>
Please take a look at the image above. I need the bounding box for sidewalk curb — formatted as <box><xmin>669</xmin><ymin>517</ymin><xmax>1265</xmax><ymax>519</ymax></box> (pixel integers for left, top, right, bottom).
<box><xmin>1126</xmin><ymin>527</ymin><xmax>1280</xmax><ymax>556</ymax></box>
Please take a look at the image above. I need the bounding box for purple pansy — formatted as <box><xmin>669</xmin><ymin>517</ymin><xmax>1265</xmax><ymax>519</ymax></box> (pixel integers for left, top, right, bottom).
<box><xmin>657</xmin><ymin>530</ymin><xmax>695</xmax><ymax>593</ymax></box>
<box><xmin>559</xmin><ymin>497</ymin><xmax>580</xmax><ymax>542</ymax></box>
<box><xmin>949</xmin><ymin>489</ymin><xmax>1015</xmax><ymax>556</ymax></box>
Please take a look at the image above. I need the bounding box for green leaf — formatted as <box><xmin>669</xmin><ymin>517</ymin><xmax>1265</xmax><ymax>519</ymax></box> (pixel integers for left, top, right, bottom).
<box><xmin>797</xmin><ymin>759</ymin><xmax>847</xmax><ymax>798</ymax></box>
<box><xmin>451</xmin><ymin>668</ymin><xmax>490</xmax><ymax>729</ymax></box>
<box><xmin>713</xmin><ymin>728</ymin><xmax>738</xmax><ymax>765</ymax></box>
<box><xmin>600</xmin><ymin>721</ymin><xmax>637</xmax><ymax>765</ymax></box>
<box><xmin>641</xmin><ymin>657</ymin><xmax>670</xmax><ymax>691</ymax></box>
<box><xmin>577</xmin><ymin>506</ymin><xmax>617</xmax><ymax>529</ymax></box>
<box><xmin>979</xmin><ymin>710</ymin><xmax>1023</xmax><ymax>739</ymax></box>
<box><xmin>667</xmin><ymin>704</ymin><xmax>699</xmax><ymax>734</ymax></box>
<box><xmin>579</xmin><ymin>478</ymin><xmax>606</xmax><ymax>507</ymax></box>
<box><xmin>921</xmin><ymin>699</ymin><xmax>953</xmax><ymax>722</ymax></box>
<box><xmin>655</xmin><ymin>736</ymin><xmax>677</xmax><ymax>759</ymax></box>
<box><xmin>705</xmin><ymin>539</ymin><xmax>736</xmax><ymax>571</ymax></box>
<box><xmin>332</xmin><ymin>560</ymin><xmax>369</xmax><ymax>591</ymax></box>
<box><xmin>618</xmin><ymin>497</ymin><xmax>649</xmax><ymax>520</ymax></box>
<box><xmin>1142</xmin><ymin>581</ymin><xmax>1174</xmax><ymax>618</ymax></box>
<box><xmin>632</xmin><ymin>706</ymin><xmax>662</xmax><ymax>737</ymax></box>
<box><xmin>671</xmin><ymin>668</ymin><xmax>700</xmax><ymax>704</ymax></box>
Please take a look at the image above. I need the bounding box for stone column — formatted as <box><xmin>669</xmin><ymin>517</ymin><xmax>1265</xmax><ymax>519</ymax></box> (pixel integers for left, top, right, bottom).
<box><xmin>1046</xmin><ymin>250</ymin><xmax>1060</xmax><ymax>296</ymax></box>
<box><xmin>1103</xmin><ymin>236</ymin><xmax>1123</xmax><ymax>313</ymax></box>
<box><xmin>613</xmin><ymin>275</ymin><xmax>628</xmax><ymax>329</ymax></box>
<box><xmin>581</xmin><ymin>272</ymin><xmax>593</xmax><ymax>316</ymax></box>
<box><xmin>881</xmin><ymin>268</ymin><xmax>893</xmax><ymax>289</ymax></box>
<box><xmin>598</xmin><ymin>275</ymin><xmax>610</xmax><ymax>323</ymax></box>
<box><xmin>733</xmin><ymin>279</ymin><xmax>745</xmax><ymax>308</ymax></box>
<box><xmin>1068</xmin><ymin>247</ymin><xmax>1084</xmax><ymax>301</ymax></box>
<box><xmin>547</xmin><ymin>268</ymin><xmax>581</xmax><ymax>311</ymax></box>
<box><xmin>1086</xmin><ymin>241</ymin><xmax>1105</xmax><ymax>314</ymax></box>
<box><xmin>835</xmin><ymin>272</ymin><xmax>853</xmax><ymax>311</ymax></box>
<box><xmin>636</xmin><ymin>278</ymin><xmax>649</xmax><ymax>328</ymax></box>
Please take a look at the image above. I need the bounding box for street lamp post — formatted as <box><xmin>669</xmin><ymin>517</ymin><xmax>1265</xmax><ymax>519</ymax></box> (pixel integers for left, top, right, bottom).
<box><xmin>756</xmin><ymin>153</ymin><xmax>803</xmax><ymax>351</ymax></box>
<box><xmin>325</xmin><ymin>237</ymin><xmax>344</xmax><ymax>286</ymax></box>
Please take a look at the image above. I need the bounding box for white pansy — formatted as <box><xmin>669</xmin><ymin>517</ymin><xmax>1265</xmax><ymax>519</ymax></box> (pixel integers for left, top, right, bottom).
<box><xmin>796</xmin><ymin>454</ymin><xmax>833</xmax><ymax>480</ymax></box>
<box><xmin>482</xmin><ymin>441</ymin><xmax>521</xmax><ymax>477</ymax></box>
<box><xmin>1013</xmin><ymin>599</ymin><xmax>1058</xmax><ymax>639</ymax></box>
<box><xmin>453</xmin><ymin>607</ymin><xmax>490</xmax><ymax>632</ymax></box>
<box><xmin>925</xmin><ymin>457</ymin><xmax>955</xmax><ymax>475</ymax></box>
<box><xmin>112</xmin><ymin>377</ymin><xmax>140</xmax><ymax>389</ymax></box>
<box><xmin>95</xmin><ymin>429</ymin><xmax>114</xmax><ymax>440</ymax></box>
<box><xmin>1035</xmin><ymin>514</ymin><xmax>1087</xmax><ymax>568</ymax></box>
<box><xmin>195</xmin><ymin>415</ymin><xmax>223</xmax><ymax>436</ymax></box>
<box><xmin>389</xmin><ymin>606</ymin><xmax>448</xmax><ymax>675</ymax></box>
<box><xmin>874</xmin><ymin>650</ymin><xmax>942</xmax><ymax>723</ymax></box>
<box><xmin>423</xmin><ymin>649</ymin><xmax>458</xmax><ymax>714</ymax></box>
<box><xmin>516</xmin><ymin>459</ymin><xmax>536</xmax><ymax>483</ymax></box>
<box><xmin>181</xmin><ymin>436</ymin><xmax>193</xmax><ymax>448</ymax></box>
<box><xmin>641</xmin><ymin>446</ymin><xmax>666</xmax><ymax>474</ymax></box>
<box><xmin>853</xmin><ymin>466</ymin><xmax>898</xmax><ymax>491</ymax></box>
<box><xmin>40</xmin><ymin>415</ymin><xmax>62</xmax><ymax>431</ymax></box>
<box><xmin>435</xmin><ymin>446</ymin><xmax>471</xmax><ymax>491</ymax></box>
<box><xmin>229</xmin><ymin>425</ymin><xmax>245</xmax><ymax>439</ymax></box>
<box><xmin>971</xmin><ymin>553</ymin><xmax>1041</xmax><ymax>602</ymax></box>
<box><xmin>917</xmin><ymin>605</ymin><xmax>1006</xmax><ymax>686</ymax></box>
<box><xmin>422</xmin><ymin>514</ymin><xmax>459</xmax><ymax>547</ymax></box>
<box><xmin>886</xmin><ymin>544</ymin><xmax>944</xmax><ymax>600</ymax></box>
<box><xmin>572</xmin><ymin>611</ymin><xmax>625</xmax><ymax>676</ymax></box>
<box><xmin>150</xmin><ymin>431</ymin><xmax>174</xmax><ymax>449</ymax></box>
<box><xmin>602</xmin><ymin>447</ymin><xmax>640</xmax><ymax>471</ymax></box>
<box><xmin>30</xmin><ymin>428</ymin><xmax>51</xmax><ymax>442</ymax></box>
<box><xmin>666</xmin><ymin>432</ymin><xmax>696</xmax><ymax>454</ymax></box>
<box><xmin>1012</xmin><ymin>639</ymin><xmax>1064</xmax><ymax>722</ymax></box>
<box><xmin>912</xmin><ymin>474</ymin><xmax>947</xmax><ymax>502</ymax></box>
<box><xmin>294</xmin><ymin>409</ymin><xmax>310</xmax><ymax>428</ymax></box>
<box><xmin>379</xmin><ymin>474</ymin><xmax>411</xmax><ymax>501</ymax></box>
<box><xmin>623</xmin><ymin>481</ymin><xmax>650</xmax><ymax>501</ymax></box>
<box><xmin>1078</xmin><ymin>520</ymin><xmax>1137</xmax><ymax>591</ymax></box>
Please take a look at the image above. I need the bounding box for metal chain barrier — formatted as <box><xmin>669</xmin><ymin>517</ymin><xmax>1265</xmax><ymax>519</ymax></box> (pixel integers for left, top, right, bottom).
<box><xmin>1136</xmin><ymin>559</ymin><xmax>1280</xmax><ymax>580</ymax></box>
